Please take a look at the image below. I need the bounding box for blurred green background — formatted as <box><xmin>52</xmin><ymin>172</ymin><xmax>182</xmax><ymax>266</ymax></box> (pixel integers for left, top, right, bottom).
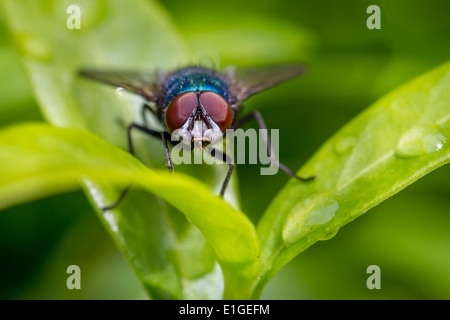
<box><xmin>0</xmin><ymin>0</ymin><xmax>449</xmax><ymax>299</ymax></box>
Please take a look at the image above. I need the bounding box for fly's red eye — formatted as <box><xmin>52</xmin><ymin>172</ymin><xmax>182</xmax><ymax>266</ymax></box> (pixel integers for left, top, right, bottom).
<box><xmin>200</xmin><ymin>91</ymin><xmax>233</xmax><ymax>131</ymax></box>
<box><xmin>165</xmin><ymin>91</ymin><xmax>197</xmax><ymax>132</ymax></box>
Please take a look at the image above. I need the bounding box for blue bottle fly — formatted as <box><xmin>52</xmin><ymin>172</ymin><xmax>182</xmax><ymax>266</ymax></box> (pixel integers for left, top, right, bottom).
<box><xmin>79</xmin><ymin>64</ymin><xmax>314</xmax><ymax>210</ymax></box>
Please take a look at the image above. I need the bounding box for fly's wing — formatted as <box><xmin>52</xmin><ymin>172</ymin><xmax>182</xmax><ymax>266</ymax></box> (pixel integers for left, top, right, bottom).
<box><xmin>78</xmin><ymin>69</ymin><xmax>164</xmax><ymax>102</ymax></box>
<box><xmin>226</xmin><ymin>64</ymin><xmax>307</xmax><ymax>104</ymax></box>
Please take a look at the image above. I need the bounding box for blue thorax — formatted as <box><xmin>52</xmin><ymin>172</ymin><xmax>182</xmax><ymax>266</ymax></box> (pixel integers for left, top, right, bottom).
<box><xmin>162</xmin><ymin>66</ymin><xmax>229</xmax><ymax>108</ymax></box>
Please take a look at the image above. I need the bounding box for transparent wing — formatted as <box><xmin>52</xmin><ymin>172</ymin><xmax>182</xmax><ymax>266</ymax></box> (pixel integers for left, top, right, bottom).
<box><xmin>226</xmin><ymin>64</ymin><xmax>307</xmax><ymax>103</ymax></box>
<box><xmin>78</xmin><ymin>69</ymin><xmax>164</xmax><ymax>101</ymax></box>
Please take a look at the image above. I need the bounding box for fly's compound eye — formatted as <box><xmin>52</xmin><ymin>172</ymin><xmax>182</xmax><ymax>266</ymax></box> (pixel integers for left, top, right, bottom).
<box><xmin>165</xmin><ymin>91</ymin><xmax>198</xmax><ymax>133</ymax></box>
<box><xmin>200</xmin><ymin>91</ymin><xmax>233</xmax><ymax>131</ymax></box>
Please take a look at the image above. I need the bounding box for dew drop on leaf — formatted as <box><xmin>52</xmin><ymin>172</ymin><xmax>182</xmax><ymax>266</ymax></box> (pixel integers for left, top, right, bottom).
<box><xmin>395</xmin><ymin>125</ymin><xmax>447</xmax><ymax>159</ymax></box>
<box><xmin>282</xmin><ymin>196</ymin><xmax>340</xmax><ymax>245</ymax></box>
<box><xmin>318</xmin><ymin>228</ymin><xmax>339</xmax><ymax>241</ymax></box>
<box><xmin>333</xmin><ymin>136</ymin><xmax>357</xmax><ymax>156</ymax></box>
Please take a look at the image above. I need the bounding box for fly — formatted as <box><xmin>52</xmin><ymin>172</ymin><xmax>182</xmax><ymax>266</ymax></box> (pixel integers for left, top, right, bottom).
<box><xmin>78</xmin><ymin>64</ymin><xmax>315</xmax><ymax>210</ymax></box>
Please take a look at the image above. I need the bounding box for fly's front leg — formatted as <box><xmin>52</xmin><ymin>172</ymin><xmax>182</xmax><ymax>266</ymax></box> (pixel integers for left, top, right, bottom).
<box><xmin>209</xmin><ymin>147</ymin><xmax>234</xmax><ymax>197</ymax></box>
<box><xmin>128</xmin><ymin>123</ymin><xmax>174</xmax><ymax>171</ymax></box>
<box><xmin>140</xmin><ymin>103</ymin><xmax>176</xmax><ymax>171</ymax></box>
<box><xmin>161</xmin><ymin>131</ymin><xmax>173</xmax><ymax>171</ymax></box>
<box><xmin>221</xmin><ymin>163</ymin><xmax>234</xmax><ymax>196</ymax></box>
<box><xmin>101</xmin><ymin>122</ymin><xmax>171</xmax><ymax>211</ymax></box>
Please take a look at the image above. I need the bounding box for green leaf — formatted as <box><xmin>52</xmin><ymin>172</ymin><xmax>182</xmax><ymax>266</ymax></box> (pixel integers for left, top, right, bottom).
<box><xmin>0</xmin><ymin>0</ymin><xmax>187</xmax><ymax>138</ymax></box>
<box><xmin>253</xmin><ymin>61</ymin><xmax>450</xmax><ymax>298</ymax></box>
<box><xmin>4</xmin><ymin>0</ymin><xmax>448</xmax><ymax>300</ymax></box>
<box><xmin>0</xmin><ymin>0</ymin><xmax>242</xmax><ymax>299</ymax></box>
<box><xmin>0</xmin><ymin>123</ymin><xmax>259</xmax><ymax>299</ymax></box>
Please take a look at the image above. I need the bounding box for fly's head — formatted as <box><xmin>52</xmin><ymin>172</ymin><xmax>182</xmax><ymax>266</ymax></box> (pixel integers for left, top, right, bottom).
<box><xmin>164</xmin><ymin>90</ymin><xmax>233</xmax><ymax>149</ymax></box>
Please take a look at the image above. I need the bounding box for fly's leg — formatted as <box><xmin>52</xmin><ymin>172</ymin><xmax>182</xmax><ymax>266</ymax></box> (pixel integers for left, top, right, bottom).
<box><xmin>161</xmin><ymin>130</ymin><xmax>173</xmax><ymax>171</ymax></box>
<box><xmin>208</xmin><ymin>147</ymin><xmax>234</xmax><ymax>197</ymax></box>
<box><xmin>140</xmin><ymin>103</ymin><xmax>175</xmax><ymax>171</ymax></box>
<box><xmin>141</xmin><ymin>103</ymin><xmax>159</xmax><ymax>128</ymax></box>
<box><xmin>100</xmin><ymin>186</ymin><xmax>132</xmax><ymax>211</ymax></box>
<box><xmin>100</xmin><ymin>122</ymin><xmax>173</xmax><ymax>211</ymax></box>
<box><xmin>233</xmin><ymin>110</ymin><xmax>315</xmax><ymax>182</ymax></box>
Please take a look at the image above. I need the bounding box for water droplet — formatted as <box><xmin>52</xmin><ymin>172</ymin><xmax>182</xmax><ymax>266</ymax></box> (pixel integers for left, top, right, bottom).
<box><xmin>333</xmin><ymin>136</ymin><xmax>357</xmax><ymax>156</ymax></box>
<box><xmin>395</xmin><ymin>125</ymin><xmax>447</xmax><ymax>159</ymax></box>
<box><xmin>116</xmin><ymin>87</ymin><xmax>125</xmax><ymax>94</ymax></box>
<box><xmin>282</xmin><ymin>195</ymin><xmax>339</xmax><ymax>245</ymax></box>
<box><xmin>319</xmin><ymin>228</ymin><xmax>339</xmax><ymax>241</ymax></box>
<box><xmin>18</xmin><ymin>35</ymin><xmax>52</xmax><ymax>61</ymax></box>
